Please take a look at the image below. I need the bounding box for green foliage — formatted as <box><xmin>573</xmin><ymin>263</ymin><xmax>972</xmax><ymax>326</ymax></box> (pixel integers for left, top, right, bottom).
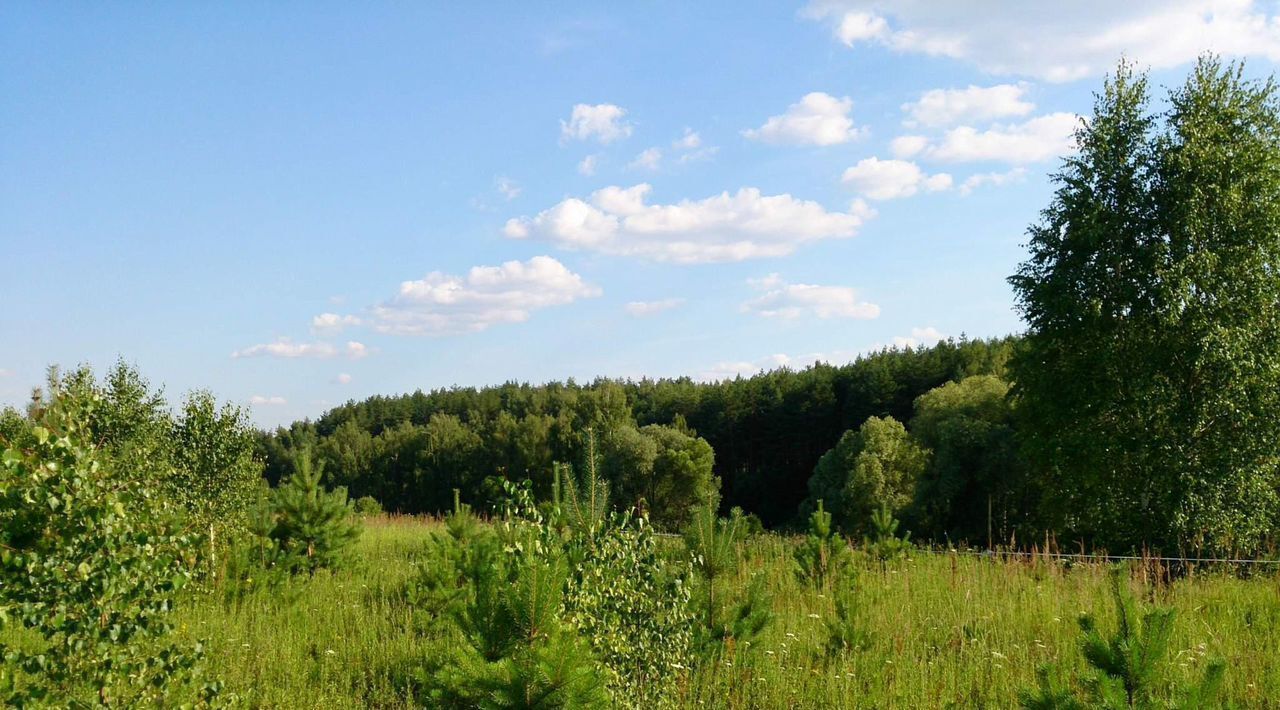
<box><xmin>910</xmin><ymin>375</ymin><xmax>1022</xmax><ymax>543</ymax></box>
<box><xmin>266</xmin><ymin>447</ymin><xmax>361</xmax><ymax>574</ymax></box>
<box><xmin>354</xmin><ymin>495</ymin><xmax>383</xmax><ymax>517</ymax></box>
<box><xmin>0</xmin><ymin>382</ymin><xmax>219</xmax><ymax>706</ymax></box>
<box><xmin>794</xmin><ymin>499</ymin><xmax>851</xmax><ymax>589</ymax></box>
<box><xmin>267</xmin><ymin>336</ymin><xmax>1015</xmax><ymax>527</ymax></box>
<box><xmin>170</xmin><ymin>389</ymin><xmax>262</xmax><ymax>544</ymax></box>
<box><xmin>803</xmin><ymin>416</ymin><xmax>927</xmax><ymax>537</ymax></box>
<box><xmin>864</xmin><ymin>504</ymin><xmax>912</xmax><ymax>566</ymax></box>
<box><xmin>683</xmin><ymin>495</ymin><xmax>771</xmax><ymax>655</ymax></box>
<box><xmin>600</xmin><ymin>423</ymin><xmax>718</xmax><ymax>529</ymax></box>
<box><xmin>1010</xmin><ymin>57</ymin><xmax>1280</xmax><ymax>554</ymax></box>
<box><xmin>824</xmin><ymin>579</ymin><xmax>871</xmax><ymax>658</ymax></box>
<box><xmin>1021</xmin><ymin>571</ymin><xmax>1227</xmax><ymax>709</ymax></box>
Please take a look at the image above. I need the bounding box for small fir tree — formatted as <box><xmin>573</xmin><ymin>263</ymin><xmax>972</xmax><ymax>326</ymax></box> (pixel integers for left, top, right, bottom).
<box><xmin>269</xmin><ymin>446</ymin><xmax>360</xmax><ymax>574</ymax></box>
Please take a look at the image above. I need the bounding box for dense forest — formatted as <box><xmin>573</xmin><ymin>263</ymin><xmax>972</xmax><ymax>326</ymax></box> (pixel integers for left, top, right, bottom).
<box><xmin>257</xmin><ymin>337</ymin><xmax>1018</xmax><ymax>535</ymax></box>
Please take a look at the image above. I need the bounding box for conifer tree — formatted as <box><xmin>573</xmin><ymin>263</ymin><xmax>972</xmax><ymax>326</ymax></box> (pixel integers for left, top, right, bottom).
<box><xmin>269</xmin><ymin>446</ymin><xmax>360</xmax><ymax>574</ymax></box>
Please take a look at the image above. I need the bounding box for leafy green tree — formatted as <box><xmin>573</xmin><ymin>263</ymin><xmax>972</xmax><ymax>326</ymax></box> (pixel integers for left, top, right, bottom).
<box><xmin>1010</xmin><ymin>58</ymin><xmax>1280</xmax><ymax>554</ymax></box>
<box><xmin>802</xmin><ymin>416</ymin><xmax>927</xmax><ymax>536</ymax></box>
<box><xmin>171</xmin><ymin>390</ymin><xmax>263</xmax><ymax>566</ymax></box>
<box><xmin>910</xmin><ymin>375</ymin><xmax>1021</xmax><ymax>543</ymax></box>
<box><xmin>268</xmin><ymin>447</ymin><xmax>360</xmax><ymax>574</ymax></box>
<box><xmin>602</xmin><ymin>424</ymin><xmax>718</xmax><ymax>529</ymax></box>
<box><xmin>0</xmin><ymin>381</ymin><xmax>218</xmax><ymax>705</ymax></box>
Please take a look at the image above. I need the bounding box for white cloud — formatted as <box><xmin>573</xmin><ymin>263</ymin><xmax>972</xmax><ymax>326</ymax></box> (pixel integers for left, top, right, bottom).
<box><xmin>902</xmin><ymin>84</ymin><xmax>1034</xmax><ymax>127</ymax></box>
<box><xmin>249</xmin><ymin>395</ymin><xmax>287</xmax><ymax>406</ymax></box>
<box><xmin>505</xmin><ymin>184</ymin><xmax>874</xmax><ymax>264</ymax></box>
<box><xmin>0</xmin><ymin>368</ymin><xmax>12</xmax><ymax>378</ymax></box>
<box><xmin>578</xmin><ymin>154</ymin><xmax>600</xmax><ymax>176</ymax></box>
<box><xmin>311</xmin><ymin>313</ymin><xmax>362</xmax><ymax>335</ymax></box>
<box><xmin>841</xmin><ymin>157</ymin><xmax>952</xmax><ymax>200</ymax></box>
<box><xmin>802</xmin><ymin>1</ymin><xmax>1280</xmax><ymax>82</ymax></box>
<box><xmin>889</xmin><ymin>135</ymin><xmax>928</xmax><ymax>158</ymax></box>
<box><xmin>742</xmin><ymin>274</ymin><xmax>880</xmax><ymax>320</ymax></box>
<box><xmin>959</xmin><ymin>167</ymin><xmax>1028</xmax><ymax>195</ymax></box>
<box><xmin>700</xmin><ymin>353</ymin><xmax>797</xmax><ymax>381</ymax></box>
<box><xmin>232</xmin><ymin>338</ymin><xmax>369</xmax><ymax>360</ymax></box>
<box><xmin>889</xmin><ymin>326</ymin><xmax>947</xmax><ymax>349</ymax></box>
<box><xmin>677</xmin><ymin>146</ymin><xmax>719</xmax><ymax>164</ymax></box>
<box><xmin>921</xmin><ymin>113</ymin><xmax>1079</xmax><ymax>163</ymax></box>
<box><xmin>742</xmin><ymin>92</ymin><xmax>864</xmax><ymax>146</ymax></box>
<box><xmin>629</xmin><ymin>147</ymin><xmax>663</xmax><ymax>171</ymax></box>
<box><xmin>496</xmin><ymin>176</ymin><xmax>522</xmax><ymax>200</ymax></box>
<box><xmin>369</xmin><ymin>256</ymin><xmax>600</xmax><ymax>335</ymax></box>
<box><xmin>624</xmin><ymin>298</ymin><xmax>685</xmax><ymax>317</ymax></box>
<box><xmin>673</xmin><ymin>128</ymin><xmax>702</xmax><ymax>150</ymax></box>
<box><xmin>561</xmin><ymin>103</ymin><xmax>633</xmax><ymax>144</ymax></box>
<box><xmin>334</xmin><ymin>373</ymin><xmax>353</xmax><ymax>385</ymax></box>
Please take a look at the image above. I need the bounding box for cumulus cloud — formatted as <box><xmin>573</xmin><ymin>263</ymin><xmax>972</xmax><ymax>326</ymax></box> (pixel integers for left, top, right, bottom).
<box><xmin>629</xmin><ymin>147</ymin><xmax>663</xmax><ymax>171</ymax></box>
<box><xmin>496</xmin><ymin>176</ymin><xmax>522</xmax><ymax>200</ymax></box>
<box><xmin>842</xmin><ymin>157</ymin><xmax>952</xmax><ymax>200</ymax></box>
<box><xmin>504</xmin><ymin>184</ymin><xmax>873</xmax><ymax>264</ymax></box>
<box><xmin>889</xmin><ymin>326</ymin><xmax>947</xmax><ymax>348</ymax></box>
<box><xmin>802</xmin><ymin>1</ymin><xmax>1280</xmax><ymax>82</ymax></box>
<box><xmin>561</xmin><ymin>103</ymin><xmax>633</xmax><ymax>144</ymax></box>
<box><xmin>369</xmin><ymin>256</ymin><xmax>600</xmax><ymax>336</ymax></box>
<box><xmin>249</xmin><ymin>395</ymin><xmax>287</xmax><ymax>406</ymax></box>
<box><xmin>902</xmin><ymin>84</ymin><xmax>1034</xmax><ymax>127</ymax></box>
<box><xmin>742</xmin><ymin>92</ymin><xmax>864</xmax><ymax>146</ymax></box>
<box><xmin>578</xmin><ymin>154</ymin><xmax>600</xmax><ymax>176</ymax></box>
<box><xmin>334</xmin><ymin>373</ymin><xmax>353</xmax><ymax>385</ymax></box>
<box><xmin>918</xmin><ymin>113</ymin><xmax>1079</xmax><ymax>163</ymax></box>
<box><xmin>959</xmin><ymin>167</ymin><xmax>1028</xmax><ymax>195</ymax></box>
<box><xmin>624</xmin><ymin>298</ymin><xmax>685</xmax><ymax>317</ymax></box>
<box><xmin>673</xmin><ymin>128</ymin><xmax>702</xmax><ymax>150</ymax></box>
<box><xmin>889</xmin><ymin>135</ymin><xmax>929</xmax><ymax>158</ymax></box>
<box><xmin>232</xmin><ymin>338</ymin><xmax>369</xmax><ymax>360</ymax></box>
<box><xmin>312</xmin><ymin>313</ymin><xmax>362</xmax><ymax>335</ymax></box>
<box><xmin>742</xmin><ymin>274</ymin><xmax>880</xmax><ymax>320</ymax></box>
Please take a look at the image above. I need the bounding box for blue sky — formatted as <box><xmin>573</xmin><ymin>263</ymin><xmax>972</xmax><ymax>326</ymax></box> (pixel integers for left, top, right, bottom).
<box><xmin>4</xmin><ymin>2</ymin><xmax>1280</xmax><ymax>426</ymax></box>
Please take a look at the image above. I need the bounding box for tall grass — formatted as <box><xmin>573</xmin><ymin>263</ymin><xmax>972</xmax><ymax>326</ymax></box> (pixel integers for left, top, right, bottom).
<box><xmin>179</xmin><ymin>517</ymin><xmax>1280</xmax><ymax>708</ymax></box>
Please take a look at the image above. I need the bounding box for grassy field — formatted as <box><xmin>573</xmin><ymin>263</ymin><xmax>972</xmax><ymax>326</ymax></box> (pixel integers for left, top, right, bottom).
<box><xmin>180</xmin><ymin>516</ymin><xmax>1280</xmax><ymax>708</ymax></box>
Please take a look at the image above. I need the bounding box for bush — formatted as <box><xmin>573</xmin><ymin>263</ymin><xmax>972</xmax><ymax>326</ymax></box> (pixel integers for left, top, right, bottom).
<box><xmin>354</xmin><ymin>495</ymin><xmax>383</xmax><ymax>517</ymax></box>
<box><xmin>0</xmin><ymin>386</ymin><xmax>219</xmax><ymax>705</ymax></box>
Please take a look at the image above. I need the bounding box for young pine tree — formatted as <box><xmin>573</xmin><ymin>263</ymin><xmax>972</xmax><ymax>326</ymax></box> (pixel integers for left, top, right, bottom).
<box><xmin>270</xmin><ymin>446</ymin><xmax>360</xmax><ymax>574</ymax></box>
<box><xmin>794</xmin><ymin>499</ymin><xmax>851</xmax><ymax>589</ymax></box>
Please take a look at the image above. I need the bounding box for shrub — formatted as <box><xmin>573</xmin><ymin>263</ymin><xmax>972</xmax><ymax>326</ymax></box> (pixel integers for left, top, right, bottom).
<box><xmin>0</xmin><ymin>387</ymin><xmax>219</xmax><ymax>705</ymax></box>
<box><xmin>354</xmin><ymin>495</ymin><xmax>383</xmax><ymax>517</ymax></box>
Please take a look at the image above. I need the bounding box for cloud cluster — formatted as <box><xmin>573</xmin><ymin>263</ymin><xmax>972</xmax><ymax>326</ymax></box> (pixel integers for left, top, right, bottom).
<box><xmin>369</xmin><ymin>256</ymin><xmax>600</xmax><ymax>335</ymax></box>
<box><xmin>743</xmin><ymin>92</ymin><xmax>863</xmax><ymax>146</ymax></box>
<box><xmin>625</xmin><ymin>298</ymin><xmax>685</xmax><ymax>317</ymax></box>
<box><xmin>742</xmin><ymin>274</ymin><xmax>880</xmax><ymax>320</ymax></box>
<box><xmin>842</xmin><ymin>157</ymin><xmax>952</xmax><ymax>200</ymax></box>
<box><xmin>901</xmin><ymin>84</ymin><xmax>1034</xmax><ymax>127</ymax></box>
<box><xmin>561</xmin><ymin>103</ymin><xmax>633</xmax><ymax>144</ymax></box>
<box><xmin>902</xmin><ymin>113</ymin><xmax>1079</xmax><ymax>164</ymax></box>
<box><xmin>803</xmin><ymin>0</ymin><xmax>1280</xmax><ymax>82</ymax></box>
<box><xmin>505</xmin><ymin>184</ymin><xmax>872</xmax><ymax>264</ymax></box>
<box><xmin>249</xmin><ymin>395</ymin><xmax>287</xmax><ymax>406</ymax></box>
<box><xmin>312</xmin><ymin>313</ymin><xmax>362</xmax><ymax>335</ymax></box>
<box><xmin>232</xmin><ymin>339</ymin><xmax>369</xmax><ymax>360</ymax></box>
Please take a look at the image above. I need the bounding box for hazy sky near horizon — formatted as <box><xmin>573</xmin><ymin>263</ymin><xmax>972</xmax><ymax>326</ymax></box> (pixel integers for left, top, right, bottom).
<box><xmin>4</xmin><ymin>2</ymin><xmax>1280</xmax><ymax>426</ymax></box>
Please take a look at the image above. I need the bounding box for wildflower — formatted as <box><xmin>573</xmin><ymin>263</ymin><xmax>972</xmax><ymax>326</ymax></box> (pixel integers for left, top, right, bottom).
<box><xmin>807</xmin><ymin>613</ymin><xmax>820</xmax><ymax>619</ymax></box>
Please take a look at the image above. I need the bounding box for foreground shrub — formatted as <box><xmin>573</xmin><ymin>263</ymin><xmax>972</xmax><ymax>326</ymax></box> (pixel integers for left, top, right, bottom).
<box><xmin>0</xmin><ymin>388</ymin><xmax>219</xmax><ymax>705</ymax></box>
<box><xmin>1020</xmin><ymin>570</ymin><xmax>1225</xmax><ymax>709</ymax></box>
